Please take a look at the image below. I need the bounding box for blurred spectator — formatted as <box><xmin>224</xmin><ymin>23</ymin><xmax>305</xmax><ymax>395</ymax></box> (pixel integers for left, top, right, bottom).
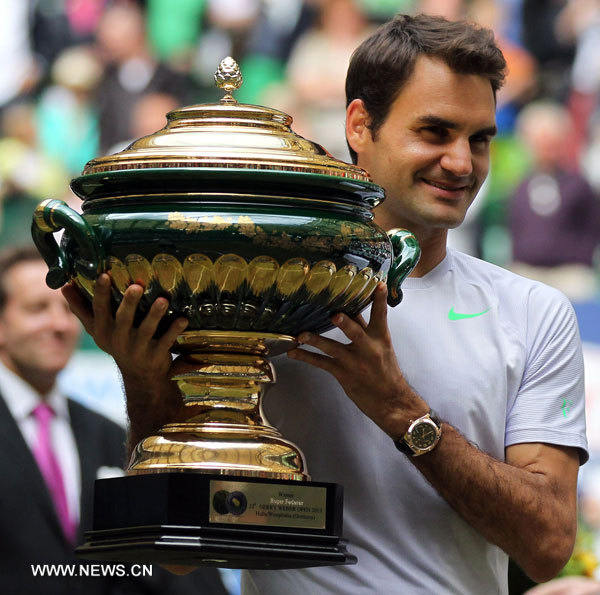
<box><xmin>284</xmin><ymin>0</ymin><xmax>372</xmax><ymax>159</ymax></box>
<box><xmin>207</xmin><ymin>0</ymin><xmax>261</xmax><ymax>52</ymax></box>
<box><xmin>192</xmin><ymin>0</ymin><xmax>261</xmax><ymax>93</ymax></box>
<box><xmin>36</xmin><ymin>44</ymin><xmax>102</xmax><ymax>175</ymax></box>
<box><xmin>356</xmin><ymin>0</ymin><xmax>416</xmax><ymax>22</ymax></box>
<box><xmin>455</xmin><ymin>0</ymin><xmax>539</xmax><ymax>266</ymax></box>
<box><xmin>556</xmin><ymin>1</ymin><xmax>600</xmax><ymax>96</ymax></box>
<box><xmin>417</xmin><ymin>0</ymin><xmax>466</xmax><ymax>20</ymax></box>
<box><xmin>94</xmin><ymin>0</ymin><xmax>193</xmax><ymax>153</ymax></box>
<box><xmin>0</xmin><ymin>102</ymin><xmax>68</xmax><ymax>203</ymax></box>
<box><xmin>236</xmin><ymin>0</ymin><xmax>316</xmax><ymax>105</ymax></box>
<box><xmin>495</xmin><ymin>0</ymin><xmax>524</xmax><ymax>45</ymax></box>
<box><xmin>508</xmin><ymin>101</ymin><xmax>600</xmax><ymax>300</ymax></box>
<box><xmin>146</xmin><ymin>0</ymin><xmax>207</xmax><ymax>63</ymax></box>
<box><xmin>0</xmin><ymin>101</ymin><xmax>70</xmax><ymax>249</ymax></box>
<box><xmin>582</xmin><ymin>113</ymin><xmax>600</xmax><ymax>193</ymax></box>
<box><xmin>108</xmin><ymin>91</ymin><xmax>180</xmax><ymax>154</ymax></box>
<box><xmin>31</xmin><ymin>0</ymin><xmax>107</xmax><ymax>74</ymax></box>
<box><xmin>0</xmin><ymin>0</ymin><xmax>40</xmax><ymax>108</ymax></box>
<box><xmin>521</xmin><ymin>0</ymin><xmax>575</xmax><ymax>102</ymax></box>
<box><xmin>129</xmin><ymin>91</ymin><xmax>179</xmax><ymax>139</ymax></box>
<box><xmin>556</xmin><ymin>0</ymin><xmax>600</xmax><ymax>167</ymax></box>
<box><xmin>0</xmin><ymin>246</ymin><xmax>229</xmax><ymax>594</ymax></box>
<box><xmin>477</xmin><ymin>134</ymin><xmax>531</xmax><ymax>266</ymax></box>
<box><xmin>469</xmin><ymin>0</ymin><xmax>538</xmax><ymax>135</ymax></box>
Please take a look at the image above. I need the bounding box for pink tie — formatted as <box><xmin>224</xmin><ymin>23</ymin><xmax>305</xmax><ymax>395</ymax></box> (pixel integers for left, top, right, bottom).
<box><xmin>32</xmin><ymin>403</ymin><xmax>77</xmax><ymax>543</ymax></box>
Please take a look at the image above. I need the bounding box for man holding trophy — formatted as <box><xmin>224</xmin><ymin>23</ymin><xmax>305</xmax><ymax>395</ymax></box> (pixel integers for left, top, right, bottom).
<box><xmin>61</xmin><ymin>13</ymin><xmax>587</xmax><ymax>595</ymax></box>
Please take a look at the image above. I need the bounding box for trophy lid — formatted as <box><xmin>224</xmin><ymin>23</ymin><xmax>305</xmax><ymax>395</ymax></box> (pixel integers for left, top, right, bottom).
<box><xmin>82</xmin><ymin>57</ymin><xmax>371</xmax><ymax>183</ymax></box>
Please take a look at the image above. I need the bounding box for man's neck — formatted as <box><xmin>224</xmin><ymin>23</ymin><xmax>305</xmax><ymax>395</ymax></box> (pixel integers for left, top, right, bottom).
<box><xmin>408</xmin><ymin>231</ymin><xmax>448</xmax><ymax>277</ymax></box>
<box><xmin>373</xmin><ymin>213</ymin><xmax>448</xmax><ymax>277</ymax></box>
<box><xmin>0</xmin><ymin>354</ymin><xmax>55</xmax><ymax>398</ymax></box>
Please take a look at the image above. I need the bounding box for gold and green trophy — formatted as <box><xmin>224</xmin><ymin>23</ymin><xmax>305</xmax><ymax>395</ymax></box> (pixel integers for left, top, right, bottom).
<box><xmin>31</xmin><ymin>58</ymin><xmax>420</xmax><ymax>569</ymax></box>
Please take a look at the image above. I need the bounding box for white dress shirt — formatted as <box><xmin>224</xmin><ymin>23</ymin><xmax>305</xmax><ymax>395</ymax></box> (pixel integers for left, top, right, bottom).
<box><xmin>0</xmin><ymin>361</ymin><xmax>81</xmax><ymax>526</ymax></box>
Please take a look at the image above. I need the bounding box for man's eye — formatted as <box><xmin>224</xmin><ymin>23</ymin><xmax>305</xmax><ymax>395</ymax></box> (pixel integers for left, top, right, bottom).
<box><xmin>25</xmin><ymin>303</ymin><xmax>46</xmax><ymax>313</ymax></box>
<box><xmin>422</xmin><ymin>126</ymin><xmax>447</xmax><ymax>136</ymax></box>
<box><xmin>470</xmin><ymin>135</ymin><xmax>491</xmax><ymax>145</ymax></box>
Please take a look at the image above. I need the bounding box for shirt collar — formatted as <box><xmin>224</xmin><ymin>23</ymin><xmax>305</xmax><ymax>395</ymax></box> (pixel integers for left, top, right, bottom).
<box><xmin>0</xmin><ymin>360</ymin><xmax>70</xmax><ymax>422</ymax></box>
<box><xmin>401</xmin><ymin>249</ymin><xmax>453</xmax><ymax>290</ymax></box>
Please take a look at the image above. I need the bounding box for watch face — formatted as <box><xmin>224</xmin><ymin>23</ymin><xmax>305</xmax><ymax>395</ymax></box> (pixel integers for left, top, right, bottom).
<box><xmin>411</xmin><ymin>421</ymin><xmax>438</xmax><ymax>449</ymax></box>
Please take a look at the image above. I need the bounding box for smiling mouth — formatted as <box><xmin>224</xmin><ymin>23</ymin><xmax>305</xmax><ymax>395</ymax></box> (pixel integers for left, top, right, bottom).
<box><xmin>423</xmin><ymin>179</ymin><xmax>469</xmax><ymax>192</ymax></box>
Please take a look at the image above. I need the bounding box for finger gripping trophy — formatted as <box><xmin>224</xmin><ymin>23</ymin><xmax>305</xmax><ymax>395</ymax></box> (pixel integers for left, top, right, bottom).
<box><xmin>31</xmin><ymin>58</ymin><xmax>420</xmax><ymax>569</ymax></box>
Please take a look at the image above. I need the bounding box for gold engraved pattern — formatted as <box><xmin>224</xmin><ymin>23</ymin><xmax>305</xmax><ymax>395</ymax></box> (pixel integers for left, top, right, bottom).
<box><xmin>100</xmin><ymin>253</ymin><xmax>386</xmax><ymax>331</ymax></box>
<box><xmin>165</xmin><ymin>211</ymin><xmax>361</xmax><ymax>252</ymax></box>
<box><xmin>247</xmin><ymin>256</ymin><xmax>279</xmax><ymax>296</ymax></box>
<box><xmin>275</xmin><ymin>258</ymin><xmax>309</xmax><ymax>297</ymax></box>
<box><xmin>107</xmin><ymin>256</ymin><xmax>130</xmax><ymax>293</ymax></box>
<box><xmin>215</xmin><ymin>254</ymin><xmax>246</xmax><ymax>293</ymax></box>
<box><xmin>183</xmin><ymin>254</ymin><xmax>213</xmax><ymax>294</ymax></box>
<box><xmin>125</xmin><ymin>254</ymin><xmax>154</xmax><ymax>289</ymax></box>
<box><xmin>152</xmin><ymin>254</ymin><xmax>182</xmax><ymax>293</ymax></box>
<box><xmin>328</xmin><ymin>265</ymin><xmax>357</xmax><ymax>301</ymax></box>
<box><xmin>167</xmin><ymin>212</ymin><xmax>243</xmax><ymax>234</ymax></box>
<box><xmin>305</xmin><ymin>260</ymin><xmax>336</xmax><ymax>297</ymax></box>
<box><xmin>340</xmin><ymin>267</ymin><xmax>373</xmax><ymax>308</ymax></box>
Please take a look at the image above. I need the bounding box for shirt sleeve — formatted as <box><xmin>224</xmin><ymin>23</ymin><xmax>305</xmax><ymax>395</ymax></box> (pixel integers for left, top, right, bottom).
<box><xmin>505</xmin><ymin>284</ymin><xmax>589</xmax><ymax>463</ymax></box>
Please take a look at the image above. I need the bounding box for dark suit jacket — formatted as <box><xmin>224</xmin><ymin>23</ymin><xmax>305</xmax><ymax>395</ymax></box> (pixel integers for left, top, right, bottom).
<box><xmin>0</xmin><ymin>394</ymin><xmax>228</xmax><ymax>595</ymax></box>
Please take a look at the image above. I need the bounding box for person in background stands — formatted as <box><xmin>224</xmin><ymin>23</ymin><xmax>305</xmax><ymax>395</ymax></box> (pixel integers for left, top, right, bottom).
<box><xmin>0</xmin><ymin>246</ymin><xmax>228</xmax><ymax>595</ymax></box>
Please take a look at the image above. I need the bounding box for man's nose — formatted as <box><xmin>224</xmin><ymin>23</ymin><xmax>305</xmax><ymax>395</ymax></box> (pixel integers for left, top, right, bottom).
<box><xmin>50</xmin><ymin>303</ymin><xmax>77</xmax><ymax>331</ymax></box>
<box><xmin>440</xmin><ymin>139</ymin><xmax>473</xmax><ymax>177</ymax></box>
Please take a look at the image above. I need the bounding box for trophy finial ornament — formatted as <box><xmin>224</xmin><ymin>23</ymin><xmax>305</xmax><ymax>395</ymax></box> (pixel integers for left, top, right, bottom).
<box><xmin>214</xmin><ymin>56</ymin><xmax>243</xmax><ymax>103</ymax></box>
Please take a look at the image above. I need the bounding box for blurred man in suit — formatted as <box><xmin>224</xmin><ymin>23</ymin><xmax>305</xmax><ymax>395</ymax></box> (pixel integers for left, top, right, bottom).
<box><xmin>0</xmin><ymin>246</ymin><xmax>228</xmax><ymax>594</ymax></box>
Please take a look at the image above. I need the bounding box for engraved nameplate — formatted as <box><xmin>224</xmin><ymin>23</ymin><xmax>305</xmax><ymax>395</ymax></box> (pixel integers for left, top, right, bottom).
<box><xmin>209</xmin><ymin>480</ymin><xmax>327</xmax><ymax>529</ymax></box>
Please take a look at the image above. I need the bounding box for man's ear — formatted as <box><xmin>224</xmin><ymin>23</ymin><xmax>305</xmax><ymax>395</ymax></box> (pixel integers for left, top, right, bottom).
<box><xmin>346</xmin><ymin>99</ymin><xmax>372</xmax><ymax>157</ymax></box>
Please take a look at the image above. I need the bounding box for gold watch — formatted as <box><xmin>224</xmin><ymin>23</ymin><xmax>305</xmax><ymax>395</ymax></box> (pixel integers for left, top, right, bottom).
<box><xmin>394</xmin><ymin>411</ymin><xmax>442</xmax><ymax>456</ymax></box>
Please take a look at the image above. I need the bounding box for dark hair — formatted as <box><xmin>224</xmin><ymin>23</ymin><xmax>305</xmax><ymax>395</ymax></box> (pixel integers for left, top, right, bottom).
<box><xmin>0</xmin><ymin>246</ymin><xmax>43</xmax><ymax>312</ymax></box>
<box><xmin>345</xmin><ymin>13</ymin><xmax>507</xmax><ymax>163</ymax></box>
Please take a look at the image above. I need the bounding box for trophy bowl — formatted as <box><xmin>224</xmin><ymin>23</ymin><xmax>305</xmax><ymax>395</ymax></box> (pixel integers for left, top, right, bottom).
<box><xmin>31</xmin><ymin>58</ymin><xmax>420</xmax><ymax>569</ymax></box>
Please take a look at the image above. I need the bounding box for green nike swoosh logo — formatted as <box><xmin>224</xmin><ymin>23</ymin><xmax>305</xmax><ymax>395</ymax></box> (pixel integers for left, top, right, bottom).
<box><xmin>561</xmin><ymin>399</ymin><xmax>573</xmax><ymax>418</ymax></box>
<box><xmin>448</xmin><ymin>307</ymin><xmax>490</xmax><ymax>321</ymax></box>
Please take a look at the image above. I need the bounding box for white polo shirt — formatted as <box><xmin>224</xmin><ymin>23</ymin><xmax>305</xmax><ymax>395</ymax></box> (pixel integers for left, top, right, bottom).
<box><xmin>243</xmin><ymin>249</ymin><xmax>588</xmax><ymax>595</ymax></box>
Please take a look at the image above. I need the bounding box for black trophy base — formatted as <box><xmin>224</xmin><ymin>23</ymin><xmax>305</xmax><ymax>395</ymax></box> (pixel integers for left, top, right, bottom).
<box><xmin>76</xmin><ymin>473</ymin><xmax>357</xmax><ymax>569</ymax></box>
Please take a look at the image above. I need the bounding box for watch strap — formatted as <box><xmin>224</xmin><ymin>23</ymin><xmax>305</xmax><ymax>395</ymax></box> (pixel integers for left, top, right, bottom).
<box><xmin>394</xmin><ymin>437</ymin><xmax>414</xmax><ymax>456</ymax></box>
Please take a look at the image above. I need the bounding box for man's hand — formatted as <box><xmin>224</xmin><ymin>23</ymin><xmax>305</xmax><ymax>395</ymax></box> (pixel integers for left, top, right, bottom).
<box><xmin>286</xmin><ymin>281</ymin><xmax>580</xmax><ymax>582</ymax></box>
<box><xmin>287</xmin><ymin>282</ymin><xmax>427</xmax><ymax>438</ymax></box>
<box><xmin>61</xmin><ymin>274</ymin><xmax>188</xmax><ymax>449</ymax></box>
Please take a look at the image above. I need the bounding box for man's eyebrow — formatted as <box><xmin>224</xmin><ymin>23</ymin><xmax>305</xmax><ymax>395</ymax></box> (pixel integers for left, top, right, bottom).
<box><xmin>416</xmin><ymin>115</ymin><xmax>457</xmax><ymax>129</ymax></box>
<box><xmin>416</xmin><ymin>115</ymin><xmax>497</xmax><ymax>137</ymax></box>
<box><xmin>474</xmin><ymin>125</ymin><xmax>498</xmax><ymax>137</ymax></box>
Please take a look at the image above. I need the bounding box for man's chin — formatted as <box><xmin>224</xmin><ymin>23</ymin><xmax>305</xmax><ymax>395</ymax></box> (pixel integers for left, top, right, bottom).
<box><xmin>432</xmin><ymin>203</ymin><xmax>470</xmax><ymax>229</ymax></box>
<box><xmin>32</xmin><ymin>357</ymin><xmax>72</xmax><ymax>376</ymax></box>
<box><xmin>444</xmin><ymin>216</ymin><xmax>467</xmax><ymax>230</ymax></box>
<box><xmin>421</xmin><ymin>211</ymin><xmax>467</xmax><ymax>230</ymax></box>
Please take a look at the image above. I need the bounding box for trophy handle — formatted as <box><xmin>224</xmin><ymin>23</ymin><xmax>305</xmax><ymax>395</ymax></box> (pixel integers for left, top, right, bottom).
<box><xmin>386</xmin><ymin>228</ymin><xmax>420</xmax><ymax>307</ymax></box>
<box><xmin>31</xmin><ymin>199</ymin><xmax>104</xmax><ymax>289</ymax></box>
